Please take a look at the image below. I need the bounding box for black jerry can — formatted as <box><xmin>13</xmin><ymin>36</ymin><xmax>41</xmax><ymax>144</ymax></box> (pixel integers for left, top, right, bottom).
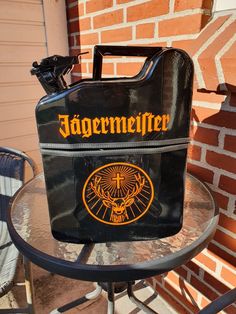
<box><xmin>32</xmin><ymin>45</ymin><xmax>194</xmax><ymax>244</ymax></box>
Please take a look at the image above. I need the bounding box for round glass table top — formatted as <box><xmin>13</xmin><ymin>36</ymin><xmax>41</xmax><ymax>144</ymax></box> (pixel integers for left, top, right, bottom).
<box><xmin>8</xmin><ymin>173</ymin><xmax>218</xmax><ymax>282</ymax></box>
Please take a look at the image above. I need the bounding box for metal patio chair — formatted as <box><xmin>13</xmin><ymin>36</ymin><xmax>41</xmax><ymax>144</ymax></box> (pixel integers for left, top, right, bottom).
<box><xmin>0</xmin><ymin>147</ymin><xmax>36</xmax><ymax>313</ymax></box>
<box><xmin>198</xmin><ymin>287</ymin><xmax>236</xmax><ymax>314</ymax></box>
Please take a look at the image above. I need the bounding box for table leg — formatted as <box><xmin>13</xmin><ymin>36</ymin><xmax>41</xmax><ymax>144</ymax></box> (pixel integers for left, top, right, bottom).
<box><xmin>50</xmin><ymin>283</ymin><xmax>102</xmax><ymax>314</ymax></box>
<box><xmin>23</xmin><ymin>256</ymin><xmax>35</xmax><ymax>314</ymax></box>
<box><xmin>107</xmin><ymin>282</ymin><xmax>115</xmax><ymax>314</ymax></box>
<box><xmin>127</xmin><ymin>281</ymin><xmax>158</xmax><ymax>314</ymax></box>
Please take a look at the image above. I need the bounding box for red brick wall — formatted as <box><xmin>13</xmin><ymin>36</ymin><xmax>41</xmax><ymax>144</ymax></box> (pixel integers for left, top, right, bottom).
<box><xmin>66</xmin><ymin>1</ymin><xmax>236</xmax><ymax>312</ymax></box>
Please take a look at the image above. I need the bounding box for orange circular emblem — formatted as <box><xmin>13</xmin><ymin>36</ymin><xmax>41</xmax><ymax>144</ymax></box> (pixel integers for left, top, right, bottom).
<box><xmin>82</xmin><ymin>162</ymin><xmax>154</xmax><ymax>226</ymax></box>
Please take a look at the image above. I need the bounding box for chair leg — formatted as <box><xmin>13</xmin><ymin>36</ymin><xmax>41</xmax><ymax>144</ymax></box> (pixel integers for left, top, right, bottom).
<box><xmin>107</xmin><ymin>282</ymin><xmax>115</xmax><ymax>314</ymax></box>
<box><xmin>23</xmin><ymin>256</ymin><xmax>35</xmax><ymax>314</ymax></box>
<box><xmin>50</xmin><ymin>283</ymin><xmax>102</xmax><ymax>314</ymax></box>
<box><xmin>127</xmin><ymin>281</ymin><xmax>157</xmax><ymax>314</ymax></box>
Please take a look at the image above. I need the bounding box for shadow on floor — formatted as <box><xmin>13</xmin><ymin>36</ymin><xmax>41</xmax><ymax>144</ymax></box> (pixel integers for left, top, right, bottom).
<box><xmin>0</xmin><ymin>262</ymin><xmax>177</xmax><ymax>314</ymax></box>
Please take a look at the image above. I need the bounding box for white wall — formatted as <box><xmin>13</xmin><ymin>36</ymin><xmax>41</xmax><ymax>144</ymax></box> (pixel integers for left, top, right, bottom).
<box><xmin>214</xmin><ymin>0</ymin><xmax>236</xmax><ymax>11</ymax></box>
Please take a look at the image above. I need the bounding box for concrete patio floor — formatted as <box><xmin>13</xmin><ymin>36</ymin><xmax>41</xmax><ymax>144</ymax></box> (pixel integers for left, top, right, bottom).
<box><xmin>0</xmin><ymin>262</ymin><xmax>177</xmax><ymax>313</ymax></box>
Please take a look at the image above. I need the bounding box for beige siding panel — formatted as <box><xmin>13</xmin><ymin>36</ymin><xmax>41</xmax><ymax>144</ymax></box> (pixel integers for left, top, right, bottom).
<box><xmin>0</xmin><ymin>118</ymin><xmax>37</xmax><ymax>140</ymax></box>
<box><xmin>29</xmin><ymin>149</ymin><xmax>42</xmax><ymax>165</ymax></box>
<box><xmin>0</xmin><ymin>66</ymin><xmax>38</xmax><ymax>84</ymax></box>
<box><xmin>27</xmin><ymin>149</ymin><xmax>42</xmax><ymax>174</ymax></box>
<box><xmin>0</xmin><ymin>45</ymin><xmax>47</xmax><ymax>63</ymax></box>
<box><xmin>0</xmin><ymin>84</ymin><xmax>44</xmax><ymax>104</ymax></box>
<box><xmin>25</xmin><ymin>165</ymin><xmax>36</xmax><ymax>181</ymax></box>
<box><xmin>43</xmin><ymin>0</ymin><xmax>69</xmax><ymax>56</ymax></box>
<box><xmin>9</xmin><ymin>0</ymin><xmax>42</xmax><ymax>4</ymax></box>
<box><xmin>0</xmin><ymin>134</ymin><xmax>39</xmax><ymax>151</ymax></box>
<box><xmin>0</xmin><ymin>134</ymin><xmax>41</xmax><ymax>171</ymax></box>
<box><xmin>0</xmin><ymin>1</ymin><xmax>44</xmax><ymax>23</ymax></box>
<box><xmin>0</xmin><ymin>23</ymin><xmax>45</xmax><ymax>43</ymax></box>
<box><xmin>0</xmin><ymin>0</ymin><xmax>67</xmax><ymax>160</ymax></box>
<box><xmin>0</xmin><ymin>102</ymin><xmax>36</xmax><ymax>121</ymax></box>
<box><xmin>25</xmin><ymin>161</ymin><xmax>42</xmax><ymax>180</ymax></box>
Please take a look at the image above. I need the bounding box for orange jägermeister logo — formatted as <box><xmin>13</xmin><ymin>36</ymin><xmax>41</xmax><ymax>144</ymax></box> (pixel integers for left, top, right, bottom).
<box><xmin>82</xmin><ymin>162</ymin><xmax>154</xmax><ymax>225</ymax></box>
<box><xmin>58</xmin><ymin>112</ymin><xmax>170</xmax><ymax>139</ymax></box>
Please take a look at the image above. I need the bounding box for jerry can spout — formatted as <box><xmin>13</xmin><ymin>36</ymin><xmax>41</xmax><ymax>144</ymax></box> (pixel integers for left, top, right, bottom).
<box><xmin>31</xmin><ymin>54</ymin><xmax>83</xmax><ymax>95</ymax></box>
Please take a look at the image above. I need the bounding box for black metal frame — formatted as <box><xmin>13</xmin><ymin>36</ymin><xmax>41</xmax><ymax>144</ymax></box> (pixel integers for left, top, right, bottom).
<box><xmin>198</xmin><ymin>288</ymin><xmax>236</xmax><ymax>314</ymax></box>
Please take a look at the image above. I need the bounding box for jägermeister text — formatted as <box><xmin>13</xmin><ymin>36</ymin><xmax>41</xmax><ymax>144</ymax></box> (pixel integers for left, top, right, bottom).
<box><xmin>58</xmin><ymin>112</ymin><xmax>170</xmax><ymax>139</ymax></box>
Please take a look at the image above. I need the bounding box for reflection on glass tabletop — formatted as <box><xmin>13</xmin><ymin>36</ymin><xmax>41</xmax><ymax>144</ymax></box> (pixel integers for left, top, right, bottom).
<box><xmin>9</xmin><ymin>173</ymin><xmax>218</xmax><ymax>268</ymax></box>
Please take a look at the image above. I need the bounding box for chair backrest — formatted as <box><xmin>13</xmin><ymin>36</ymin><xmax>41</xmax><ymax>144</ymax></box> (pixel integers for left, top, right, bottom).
<box><xmin>198</xmin><ymin>287</ymin><xmax>236</xmax><ymax>314</ymax></box>
<box><xmin>0</xmin><ymin>147</ymin><xmax>36</xmax><ymax>221</ymax></box>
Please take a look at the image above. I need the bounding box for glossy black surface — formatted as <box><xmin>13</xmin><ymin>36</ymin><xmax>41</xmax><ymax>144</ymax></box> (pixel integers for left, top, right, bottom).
<box><xmin>42</xmin><ymin>148</ymin><xmax>187</xmax><ymax>243</ymax></box>
<box><xmin>36</xmin><ymin>47</ymin><xmax>193</xmax><ymax>146</ymax></box>
<box><xmin>34</xmin><ymin>46</ymin><xmax>194</xmax><ymax>244</ymax></box>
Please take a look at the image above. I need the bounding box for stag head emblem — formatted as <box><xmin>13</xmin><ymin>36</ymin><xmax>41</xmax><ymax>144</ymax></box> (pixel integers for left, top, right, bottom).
<box><xmin>90</xmin><ymin>174</ymin><xmax>145</xmax><ymax>223</ymax></box>
<box><xmin>82</xmin><ymin>162</ymin><xmax>154</xmax><ymax>225</ymax></box>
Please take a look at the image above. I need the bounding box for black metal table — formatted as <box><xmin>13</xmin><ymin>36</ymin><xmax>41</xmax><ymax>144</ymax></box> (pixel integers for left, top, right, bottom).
<box><xmin>7</xmin><ymin>173</ymin><xmax>218</xmax><ymax>314</ymax></box>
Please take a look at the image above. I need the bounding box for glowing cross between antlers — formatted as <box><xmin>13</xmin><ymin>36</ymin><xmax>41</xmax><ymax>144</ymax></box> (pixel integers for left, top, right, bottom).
<box><xmin>111</xmin><ymin>172</ymin><xmax>125</xmax><ymax>189</ymax></box>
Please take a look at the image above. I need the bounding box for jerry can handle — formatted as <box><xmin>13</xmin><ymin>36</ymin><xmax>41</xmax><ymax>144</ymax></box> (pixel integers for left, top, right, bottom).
<box><xmin>93</xmin><ymin>45</ymin><xmax>163</xmax><ymax>80</ymax></box>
